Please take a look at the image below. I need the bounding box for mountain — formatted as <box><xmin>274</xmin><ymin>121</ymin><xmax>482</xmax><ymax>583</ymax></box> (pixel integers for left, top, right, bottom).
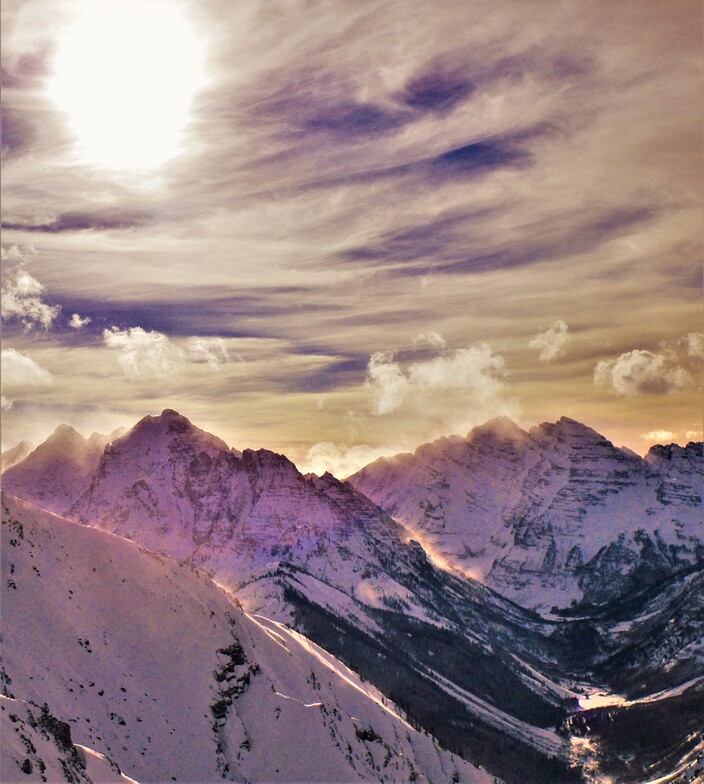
<box><xmin>1</xmin><ymin>440</ymin><xmax>34</xmax><ymax>473</ymax></box>
<box><xmin>349</xmin><ymin>416</ymin><xmax>703</xmax><ymax>613</ymax></box>
<box><xmin>1</xmin><ymin>426</ymin><xmax>113</xmax><ymax>515</ymax></box>
<box><xmin>4</xmin><ymin>409</ymin><xmax>702</xmax><ymax>783</ymax></box>
<box><xmin>1</xmin><ymin>492</ymin><xmax>493</xmax><ymax>784</ymax></box>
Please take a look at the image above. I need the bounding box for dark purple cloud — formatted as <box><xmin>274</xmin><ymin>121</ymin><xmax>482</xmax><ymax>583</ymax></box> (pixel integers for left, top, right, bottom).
<box><xmin>338</xmin><ymin>205</ymin><xmax>657</xmax><ymax>276</ymax></box>
<box><xmin>401</xmin><ymin>67</ymin><xmax>475</xmax><ymax>113</ymax></box>
<box><xmin>2</xmin><ymin>211</ymin><xmax>152</xmax><ymax>233</ymax></box>
<box><xmin>0</xmin><ymin>107</ymin><xmax>34</xmax><ymax>158</ymax></box>
<box><xmin>432</xmin><ymin>139</ymin><xmax>530</xmax><ymax>175</ymax></box>
<box><xmin>304</xmin><ymin>101</ymin><xmax>409</xmax><ymax>137</ymax></box>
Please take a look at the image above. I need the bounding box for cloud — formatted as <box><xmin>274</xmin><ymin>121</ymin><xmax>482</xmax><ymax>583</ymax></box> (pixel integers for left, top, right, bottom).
<box><xmin>367</xmin><ymin>342</ymin><xmax>507</xmax><ymax>415</ymax></box>
<box><xmin>412</xmin><ymin>331</ymin><xmax>447</xmax><ymax>349</ymax></box>
<box><xmin>1</xmin><ymin>348</ymin><xmax>53</xmax><ymax>410</ymax></box>
<box><xmin>641</xmin><ymin>430</ymin><xmax>676</xmax><ymax>443</ymax></box>
<box><xmin>686</xmin><ymin>332</ymin><xmax>703</xmax><ymax>359</ymax></box>
<box><xmin>367</xmin><ymin>351</ymin><xmax>410</xmax><ymax>415</ymax></box>
<box><xmin>594</xmin><ymin>349</ymin><xmax>693</xmax><ymax>396</ymax></box>
<box><xmin>1</xmin><ymin>348</ymin><xmax>53</xmax><ymax>386</ymax></box>
<box><xmin>103</xmin><ymin>327</ymin><xmax>234</xmax><ymax>380</ymax></box>
<box><xmin>69</xmin><ymin>313</ymin><xmax>91</xmax><ymax>329</ymax></box>
<box><xmin>401</xmin><ymin>64</ymin><xmax>475</xmax><ymax>114</ymax></box>
<box><xmin>188</xmin><ymin>337</ymin><xmax>230</xmax><ymax>368</ymax></box>
<box><xmin>302</xmin><ymin>441</ymin><xmax>397</xmax><ymax>479</ymax></box>
<box><xmin>2</xmin><ymin>210</ymin><xmax>150</xmax><ymax>234</ymax></box>
<box><xmin>685</xmin><ymin>430</ymin><xmax>703</xmax><ymax>442</ymax></box>
<box><xmin>529</xmin><ymin>319</ymin><xmax>571</xmax><ymax>362</ymax></box>
<box><xmin>1</xmin><ymin>245</ymin><xmax>60</xmax><ymax>331</ymax></box>
<box><xmin>103</xmin><ymin>327</ymin><xmax>185</xmax><ymax>381</ymax></box>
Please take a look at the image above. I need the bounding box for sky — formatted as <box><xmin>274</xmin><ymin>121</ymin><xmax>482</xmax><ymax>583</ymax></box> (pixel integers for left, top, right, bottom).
<box><xmin>1</xmin><ymin>0</ymin><xmax>702</xmax><ymax>477</ymax></box>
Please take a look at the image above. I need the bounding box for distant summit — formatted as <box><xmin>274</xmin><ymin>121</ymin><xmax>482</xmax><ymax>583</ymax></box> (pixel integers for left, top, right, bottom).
<box><xmin>1</xmin><ymin>425</ymin><xmax>108</xmax><ymax>514</ymax></box>
<box><xmin>1</xmin><ymin>440</ymin><xmax>34</xmax><ymax>473</ymax></box>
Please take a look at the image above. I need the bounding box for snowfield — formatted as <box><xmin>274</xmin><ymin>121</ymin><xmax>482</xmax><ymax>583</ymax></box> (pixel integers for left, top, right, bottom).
<box><xmin>1</xmin><ymin>492</ymin><xmax>495</xmax><ymax>784</ymax></box>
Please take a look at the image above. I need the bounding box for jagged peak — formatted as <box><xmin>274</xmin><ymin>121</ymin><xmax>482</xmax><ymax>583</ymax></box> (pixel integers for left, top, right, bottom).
<box><xmin>530</xmin><ymin>416</ymin><xmax>608</xmax><ymax>444</ymax></box>
<box><xmin>112</xmin><ymin>409</ymin><xmax>230</xmax><ymax>454</ymax></box>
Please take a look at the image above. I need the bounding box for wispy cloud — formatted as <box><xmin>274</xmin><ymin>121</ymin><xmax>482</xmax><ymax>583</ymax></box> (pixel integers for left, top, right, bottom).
<box><xmin>641</xmin><ymin>429</ymin><xmax>676</xmax><ymax>443</ymax></box>
<box><xmin>529</xmin><ymin>320</ymin><xmax>570</xmax><ymax>363</ymax></box>
<box><xmin>1</xmin><ymin>347</ymin><xmax>53</xmax><ymax>410</ymax></box>
<box><xmin>103</xmin><ymin>327</ymin><xmax>235</xmax><ymax>381</ymax></box>
<box><xmin>103</xmin><ymin>327</ymin><xmax>185</xmax><ymax>381</ymax></box>
<box><xmin>1</xmin><ymin>244</ymin><xmax>60</xmax><ymax>331</ymax></box>
<box><xmin>187</xmin><ymin>337</ymin><xmax>230</xmax><ymax>368</ymax></box>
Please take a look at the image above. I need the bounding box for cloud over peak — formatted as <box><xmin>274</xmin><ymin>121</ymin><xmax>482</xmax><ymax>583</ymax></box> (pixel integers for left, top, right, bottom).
<box><xmin>594</xmin><ymin>348</ymin><xmax>694</xmax><ymax>397</ymax></box>
<box><xmin>366</xmin><ymin>342</ymin><xmax>508</xmax><ymax>416</ymax></box>
<box><xmin>103</xmin><ymin>327</ymin><xmax>185</xmax><ymax>381</ymax></box>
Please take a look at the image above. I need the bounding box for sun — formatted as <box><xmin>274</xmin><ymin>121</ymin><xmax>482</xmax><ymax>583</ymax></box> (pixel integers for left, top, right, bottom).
<box><xmin>48</xmin><ymin>0</ymin><xmax>207</xmax><ymax>171</ymax></box>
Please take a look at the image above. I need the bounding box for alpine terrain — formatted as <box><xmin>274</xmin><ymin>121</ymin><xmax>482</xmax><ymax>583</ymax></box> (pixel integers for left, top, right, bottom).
<box><xmin>2</xmin><ymin>410</ymin><xmax>702</xmax><ymax>784</ymax></box>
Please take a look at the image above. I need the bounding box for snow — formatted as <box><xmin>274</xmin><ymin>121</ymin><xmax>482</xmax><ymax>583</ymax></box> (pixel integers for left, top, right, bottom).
<box><xmin>1</xmin><ymin>492</ymin><xmax>492</xmax><ymax>784</ymax></box>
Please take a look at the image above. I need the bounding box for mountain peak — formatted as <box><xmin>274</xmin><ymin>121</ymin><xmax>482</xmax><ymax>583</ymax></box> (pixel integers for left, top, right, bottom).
<box><xmin>531</xmin><ymin>416</ymin><xmax>608</xmax><ymax>444</ymax></box>
<box><xmin>468</xmin><ymin>416</ymin><xmax>527</xmax><ymax>442</ymax></box>
<box><xmin>49</xmin><ymin>423</ymin><xmax>84</xmax><ymax>442</ymax></box>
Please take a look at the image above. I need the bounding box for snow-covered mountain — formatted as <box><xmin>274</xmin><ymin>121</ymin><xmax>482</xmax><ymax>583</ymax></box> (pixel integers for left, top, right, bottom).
<box><xmin>1</xmin><ymin>426</ymin><xmax>118</xmax><ymax>515</ymax></box>
<box><xmin>349</xmin><ymin>417</ymin><xmax>703</xmax><ymax>613</ymax></box>
<box><xmin>1</xmin><ymin>492</ymin><xmax>493</xmax><ymax>784</ymax></box>
<box><xmin>4</xmin><ymin>409</ymin><xmax>702</xmax><ymax>783</ymax></box>
<box><xmin>1</xmin><ymin>440</ymin><xmax>34</xmax><ymax>473</ymax></box>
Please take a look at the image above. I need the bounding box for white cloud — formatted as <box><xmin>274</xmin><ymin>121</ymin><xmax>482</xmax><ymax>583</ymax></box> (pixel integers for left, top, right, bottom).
<box><xmin>686</xmin><ymin>331</ymin><xmax>704</xmax><ymax>359</ymax></box>
<box><xmin>302</xmin><ymin>441</ymin><xmax>397</xmax><ymax>479</ymax></box>
<box><xmin>188</xmin><ymin>337</ymin><xmax>230</xmax><ymax>368</ymax></box>
<box><xmin>103</xmin><ymin>326</ymin><xmax>185</xmax><ymax>381</ymax></box>
<box><xmin>367</xmin><ymin>343</ymin><xmax>508</xmax><ymax>415</ymax></box>
<box><xmin>413</xmin><ymin>331</ymin><xmax>447</xmax><ymax>349</ymax></box>
<box><xmin>1</xmin><ymin>348</ymin><xmax>53</xmax><ymax>386</ymax></box>
<box><xmin>685</xmin><ymin>430</ymin><xmax>703</xmax><ymax>442</ymax></box>
<box><xmin>103</xmin><ymin>328</ymin><xmax>233</xmax><ymax>380</ymax></box>
<box><xmin>1</xmin><ymin>348</ymin><xmax>53</xmax><ymax>410</ymax></box>
<box><xmin>594</xmin><ymin>349</ymin><xmax>693</xmax><ymax>396</ymax></box>
<box><xmin>640</xmin><ymin>430</ymin><xmax>676</xmax><ymax>443</ymax></box>
<box><xmin>529</xmin><ymin>320</ymin><xmax>571</xmax><ymax>363</ymax></box>
<box><xmin>69</xmin><ymin>313</ymin><xmax>92</xmax><ymax>329</ymax></box>
<box><xmin>367</xmin><ymin>351</ymin><xmax>411</xmax><ymax>414</ymax></box>
<box><xmin>1</xmin><ymin>245</ymin><xmax>60</xmax><ymax>331</ymax></box>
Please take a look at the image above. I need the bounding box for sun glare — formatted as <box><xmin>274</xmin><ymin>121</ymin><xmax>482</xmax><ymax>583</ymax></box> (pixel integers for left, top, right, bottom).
<box><xmin>49</xmin><ymin>0</ymin><xmax>207</xmax><ymax>171</ymax></box>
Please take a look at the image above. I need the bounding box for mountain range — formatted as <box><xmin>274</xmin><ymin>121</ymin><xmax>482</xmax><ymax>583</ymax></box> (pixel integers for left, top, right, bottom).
<box><xmin>2</xmin><ymin>409</ymin><xmax>702</xmax><ymax>783</ymax></box>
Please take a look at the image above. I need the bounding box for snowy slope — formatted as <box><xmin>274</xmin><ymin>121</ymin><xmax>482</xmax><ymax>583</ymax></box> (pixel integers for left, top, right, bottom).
<box><xmin>1</xmin><ymin>696</ymin><xmax>139</xmax><ymax>784</ymax></box>
<box><xmin>1</xmin><ymin>493</ymin><xmax>494</xmax><ymax>784</ymax></box>
<box><xmin>350</xmin><ymin>417</ymin><xmax>703</xmax><ymax>612</ymax></box>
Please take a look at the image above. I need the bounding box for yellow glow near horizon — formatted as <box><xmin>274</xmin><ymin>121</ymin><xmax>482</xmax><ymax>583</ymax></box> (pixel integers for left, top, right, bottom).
<box><xmin>48</xmin><ymin>0</ymin><xmax>207</xmax><ymax>170</ymax></box>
